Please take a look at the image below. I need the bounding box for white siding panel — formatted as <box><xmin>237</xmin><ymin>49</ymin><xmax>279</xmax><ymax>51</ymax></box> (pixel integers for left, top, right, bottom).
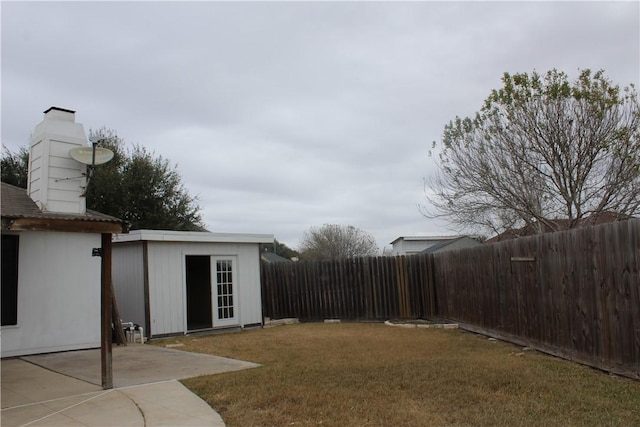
<box><xmin>238</xmin><ymin>244</ymin><xmax>263</xmax><ymax>325</ymax></box>
<box><xmin>112</xmin><ymin>242</ymin><xmax>146</xmax><ymax>329</ymax></box>
<box><xmin>176</xmin><ymin>241</ymin><xmax>263</xmax><ymax>327</ymax></box>
<box><xmin>147</xmin><ymin>242</ymin><xmax>186</xmax><ymax>336</ymax></box>
<box><xmin>144</xmin><ymin>241</ymin><xmax>263</xmax><ymax>336</ymax></box>
<box><xmin>1</xmin><ymin>231</ymin><xmax>102</xmax><ymax>357</ymax></box>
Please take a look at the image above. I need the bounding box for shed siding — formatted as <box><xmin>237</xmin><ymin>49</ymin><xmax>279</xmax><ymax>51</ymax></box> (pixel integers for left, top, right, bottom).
<box><xmin>1</xmin><ymin>231</ymin><xmax>102</xmax><ymax>357</ymax></box>
<box><xmin>147</xmin><ymin>242</ymin><xmax>184</xmax><ymax>336</ymax></box>
<box><xmin>112</xmin><ymin>238</ymin><xmax>265</xmax><ymax>337</ymax></box>
<box><xmin>146</xmin><ymin>241</ymin><xmax>263</xmax><ymax>336</ymax></box>
<box><xmin>112</xmin><ymin>241</ymin><xmax>146</xmax><ymax>329</ymax></box>
<box><xmin>238</xmin><ymin>244</ymin><xmax>263</xmax><ymax>325</ymax></box>
<box><xmin>178</xmin><ymin>242</ymin><xmax>263</xmax><ymax>326</ymax></box>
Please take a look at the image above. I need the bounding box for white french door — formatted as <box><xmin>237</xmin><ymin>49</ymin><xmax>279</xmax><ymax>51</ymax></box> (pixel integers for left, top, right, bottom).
<box><xmin>212</xmin><ymin>257</ymin><xmax>237</xmax><ymax>327</ymax></box>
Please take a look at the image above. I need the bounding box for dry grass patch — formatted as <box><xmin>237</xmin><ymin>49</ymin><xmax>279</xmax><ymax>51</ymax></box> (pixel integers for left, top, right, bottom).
<box><xmin>156</xmin><ymin>323</ymin><xmax>640</xmax><ymax>426</ymax></box>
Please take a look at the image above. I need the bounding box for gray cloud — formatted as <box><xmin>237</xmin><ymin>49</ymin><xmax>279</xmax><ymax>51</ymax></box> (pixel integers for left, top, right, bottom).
<box><xmin>2</xmin><ymin>1</ymin><xmax>638</xmax><ymax>251</ymax></box>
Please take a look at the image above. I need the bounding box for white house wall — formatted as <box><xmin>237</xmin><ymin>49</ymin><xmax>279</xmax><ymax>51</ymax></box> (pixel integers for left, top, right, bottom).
<box><xmin>111</xmin><ymin>241</ymin><xmax>146</xmax><ymax>329</ymax></box>
<box><xmin>1</xmin><ymin>231</ymin><xmax>102</xmax><ymax>357</ymax></box>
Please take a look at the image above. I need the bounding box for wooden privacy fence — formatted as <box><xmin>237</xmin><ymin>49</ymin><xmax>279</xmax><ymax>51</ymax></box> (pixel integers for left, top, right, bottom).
<box><xmin>434</xmin><ymin>219</ymin><xmax>639</xmax><ymax>378</ymax></box>
<box><xmin>261</xmin><ymin>255</ymin><xmax>436</xmax><ymax>321</ymax></box>
<box><xmin>261</xmin><ymin>219</ymin><xmax>639</xmax><ymax>378</ymax></box>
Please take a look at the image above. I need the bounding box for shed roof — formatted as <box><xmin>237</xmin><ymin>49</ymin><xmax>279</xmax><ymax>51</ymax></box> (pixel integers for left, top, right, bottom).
<box><xmin>1</xmin><ymin>182</ymin><xmax>128</xmax><ymax>233</ymax></box>
<box><xmin>113</xmin><ymin>229</ymin><xmax>274</xmax><ymax>244</ymax></box>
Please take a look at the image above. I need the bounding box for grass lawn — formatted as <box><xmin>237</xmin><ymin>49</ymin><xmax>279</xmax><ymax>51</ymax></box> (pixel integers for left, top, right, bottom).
<box><xmin>156</xmin><ymin>323</ymin><xmax>640</xmax><ymax>426</ymax></box>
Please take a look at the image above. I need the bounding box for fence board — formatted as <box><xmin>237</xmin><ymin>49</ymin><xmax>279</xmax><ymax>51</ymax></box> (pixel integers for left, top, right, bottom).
<box><xmin>262</xmin><ymin>254</ymin><xmax>437</xmax><ymax>322</ymax></box>
<box><xmin>431</xmin><ymin>219</ymin><xmax>639</xmax><ymax>379</ymax></box>
<box><xmin>261</xmin><ymin>219</ymin><xmax>639</xmax><ymax>379</ymax></box>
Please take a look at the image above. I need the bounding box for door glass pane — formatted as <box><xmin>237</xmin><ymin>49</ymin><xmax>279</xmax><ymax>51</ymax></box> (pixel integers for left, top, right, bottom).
<box><xmin>216</xmin><ymin>259</ymin><xmax>234</xmax><ymax>320</ymax></box>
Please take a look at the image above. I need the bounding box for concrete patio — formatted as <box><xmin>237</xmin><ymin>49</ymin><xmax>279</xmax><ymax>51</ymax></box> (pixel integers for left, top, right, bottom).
<box><xmin>1</xmin><ymin>344</ymin><xmax>260</xmax><ymax>426</ymax></box>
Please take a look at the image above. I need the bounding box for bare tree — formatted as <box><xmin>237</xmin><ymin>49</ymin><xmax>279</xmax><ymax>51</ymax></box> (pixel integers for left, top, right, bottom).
<box><xmin>299</xmin><ymin>224</ymin><xmax>379</xmax><ymax>260</ymax></box>
<box><xmin>424</xmin><ymin>69</ymin><xmax>640</xmax><ymax>236</ymax></box>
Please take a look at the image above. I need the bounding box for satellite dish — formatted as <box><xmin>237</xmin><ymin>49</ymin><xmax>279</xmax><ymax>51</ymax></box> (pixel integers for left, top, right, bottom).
<box><xmin>58</xmin><ymin>141</ymin><xmax>115</xmax><ymax>196</ymax></box>
<box><xmin>69</xmin><ymin>146</ymin><xmax>115</xmax><ymax>166</ymax></box>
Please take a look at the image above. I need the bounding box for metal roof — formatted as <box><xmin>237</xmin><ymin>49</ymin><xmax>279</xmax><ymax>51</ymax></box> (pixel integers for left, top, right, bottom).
<box><xmin>1</xmin><ymin>182</ymin><xmax>124</xmax><ymax>223</ymax></box>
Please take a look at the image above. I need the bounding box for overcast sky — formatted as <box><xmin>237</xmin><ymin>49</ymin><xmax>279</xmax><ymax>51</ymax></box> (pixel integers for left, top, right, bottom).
<box><xmin>2</xmin><ymin>1</ymin><xmax>638</xmax><ymax>252</ymax></box>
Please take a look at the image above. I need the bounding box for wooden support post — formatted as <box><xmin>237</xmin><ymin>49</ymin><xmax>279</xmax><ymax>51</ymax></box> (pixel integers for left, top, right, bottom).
<box><xmin>101</xmin><ymin>233</ymin><xmax>113</xmax><ymax>389</ymax></box>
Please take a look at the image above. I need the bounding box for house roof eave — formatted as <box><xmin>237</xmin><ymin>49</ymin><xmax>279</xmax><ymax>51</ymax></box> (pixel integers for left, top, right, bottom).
<box><xmin>2</xmin><ymin>217</ymin><xmax>128</xmax><ymax>234</ymax></box>
<box><xmin>1</xmin><ymin>182</ymin><xmax>129</xmax><ymax>234</ymax></box>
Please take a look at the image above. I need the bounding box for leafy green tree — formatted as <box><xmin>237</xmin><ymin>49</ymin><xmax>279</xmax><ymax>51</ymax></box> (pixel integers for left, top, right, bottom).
<box><xmin>87</xmin><ymin>128</ymin><xmax>204</xmax><ymax>230</ymax></box>
<box><xmin>1</xmin><ymin>128</ymin><xmax>205</xmax><ymax>231</ymax></box>
<box><xmin>1</xmin><ymin>145</ymin><xmax>29</xmax><ymax>188</ymax></box>
<box><xmin>83</xmin><ymin>128</ymin><xmax>127</xmax><ymax>217</ymax></box>
<box><xmin>424</xmin><ymin>69</ymin><xmax>640</xmax><ymax>235</ymax></box>
<box><xmin>299</xmin><ymin>224</ymin><xmax>379</xmax><ymax>260</ymax></box>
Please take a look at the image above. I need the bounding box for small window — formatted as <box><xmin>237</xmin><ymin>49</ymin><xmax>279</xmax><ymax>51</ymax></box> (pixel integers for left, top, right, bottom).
<box><xmin>216</xmin><ymin>259</ymin><xmax>234</xmax><ymax>320</ymax></box>
<box><xmin>1</xmin><ymin>235</ymin><xmax>19</xmax><ymax>326</ymax></box>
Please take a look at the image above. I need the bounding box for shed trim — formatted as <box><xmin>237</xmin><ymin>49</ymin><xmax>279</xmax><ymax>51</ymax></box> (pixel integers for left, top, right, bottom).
<box><xmin>113</xmin><ymin>229</ymin><xmax>274</xmax><ymax>244</ymax></box>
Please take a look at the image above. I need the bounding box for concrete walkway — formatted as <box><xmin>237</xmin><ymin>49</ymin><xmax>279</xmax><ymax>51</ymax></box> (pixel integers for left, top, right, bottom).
<box><xmin>1</xmin><ymin>344</ymin><xmax>260</xmax><ymax>426</ymax></box>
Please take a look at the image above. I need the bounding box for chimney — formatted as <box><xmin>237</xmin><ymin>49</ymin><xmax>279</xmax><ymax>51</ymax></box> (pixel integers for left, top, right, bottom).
<box><xmin>28</xmin><ymin>107</ymin><xmax>88</xmax><ymax>214</ymax></box>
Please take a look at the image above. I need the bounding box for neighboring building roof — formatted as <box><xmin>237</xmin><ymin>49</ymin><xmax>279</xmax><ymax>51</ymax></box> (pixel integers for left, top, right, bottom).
<box><xmin>486</xmin><ymin>212</ymin><xmax>632</xmax><ymax>243</ymax></box>
<box><xmin>420</xmin><ymin>237</ymin><xmax>463</xmax><ymax>254</ymax></box>
<box><xmin>390</xmin><ymin>235</ymin><xmax>482</xmax><ymax>256</ymax></box>
<box><xmin>420</xmin><ymin>236</ymin><xmax>484</xmax><ymax>254</ymax></box>
<box><xmin>113</xmin><ymin>229</ymin><xmax>274</xmax><ymax>244</ymax></box>
<box><xmin>1</xmin><ymin>182</ymin><xmax>128</xmax><ymax>233</ymax></box>
<box><xmin>389</xmin><ymin>235</ymin><xmax>462</xmax><ymax>245</ymax></box>
<box><xmin>261</xmin><ymin>252</ymin><xmax>293</xmax><ymax>263</ymax></box>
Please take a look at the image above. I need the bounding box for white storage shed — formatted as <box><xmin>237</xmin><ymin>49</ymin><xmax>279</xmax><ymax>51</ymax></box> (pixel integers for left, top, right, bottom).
<box><xmin>112</xmin><ymin>230</ymin><xmax>274</xmax><ymax>338</ymax></box>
